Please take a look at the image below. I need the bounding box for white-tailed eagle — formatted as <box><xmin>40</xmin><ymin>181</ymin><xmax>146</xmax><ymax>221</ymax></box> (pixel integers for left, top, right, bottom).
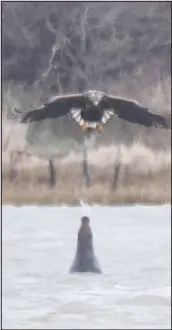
<box><xmin>10</xmin><ymin>90</ymin><xmax>170</xmax><ymax>132</ymax></box>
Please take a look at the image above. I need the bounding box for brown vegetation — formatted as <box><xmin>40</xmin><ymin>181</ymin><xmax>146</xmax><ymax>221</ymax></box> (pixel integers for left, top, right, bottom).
<box><xmin>2</xmin><ymin>144</ymin><xmax>171</xmax><ymax>205</ymax></box>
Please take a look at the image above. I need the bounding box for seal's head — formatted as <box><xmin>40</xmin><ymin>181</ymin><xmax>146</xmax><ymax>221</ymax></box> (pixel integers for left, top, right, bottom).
<box><xmin>81</xmin><ymin>216</ymin><xmax>90</xmax><ymax>225</ymax></box>
<box><xmin>79</xmin><ymin>216</ymin><xmax>91</xmax><ymax>237</ymax></box>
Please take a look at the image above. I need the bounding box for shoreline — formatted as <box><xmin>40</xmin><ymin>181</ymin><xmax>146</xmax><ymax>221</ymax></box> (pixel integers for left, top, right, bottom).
<box><xmin>2</xmin><ymin>203</ymin><xmax>171</xmax><ymax>207</ymax></box>
<box><xmin>2</xmin><ymin>147</ymin><xmax>171</xmax><ymax>206</ymax></box>
<box><xmin>3</xmin><ymin>174</ymin><xmax>171</xmax><ymax>206</ymax></box>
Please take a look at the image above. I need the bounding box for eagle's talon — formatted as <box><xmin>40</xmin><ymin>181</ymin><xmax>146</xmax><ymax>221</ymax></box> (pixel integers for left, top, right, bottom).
<box><xmin>97</xmin><ymin>125</ymin><xmax>103</xmax><ymax>133</ymax></box>
<box><xmin>82</xmin><ymin>123</ymin><xmax>88</xmax><ymax>132</ymax></box>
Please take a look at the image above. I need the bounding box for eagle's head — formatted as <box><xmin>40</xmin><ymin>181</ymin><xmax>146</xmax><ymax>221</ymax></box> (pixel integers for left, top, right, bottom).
<box><xmin>86</xmin><ymin>90</ymin><xmax>104</xmax><ymax>106</ymax></box>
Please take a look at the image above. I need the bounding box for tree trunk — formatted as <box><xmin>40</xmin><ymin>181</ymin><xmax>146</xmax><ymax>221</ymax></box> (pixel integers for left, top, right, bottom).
<box><xmin>48</xmin><ymin>159</ymin><xmax>56</xmax><ymax>187</ymax></box>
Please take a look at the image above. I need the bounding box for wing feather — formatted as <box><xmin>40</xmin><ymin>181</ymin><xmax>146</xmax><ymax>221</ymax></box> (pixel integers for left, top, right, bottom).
<box><xmin>9</xmin><ymin>94</ymin><xmax>85</xmax><ymax>124</ymax></box>
<box><xmin>100</xmin><ymin>95</ymin><xmax>170</xmax><ymax>129</ymax></box>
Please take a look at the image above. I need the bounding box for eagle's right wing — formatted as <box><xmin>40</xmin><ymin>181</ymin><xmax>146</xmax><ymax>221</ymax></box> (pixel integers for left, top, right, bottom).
<box><xmin>9</xmin><ymin>94</ymin><xmax>85</xmax><ymax>124</ymax></box>
<box><xmin>101</xmin><ymin>95</ymin><xmax>170</xmax><ymax>129</ymax></box>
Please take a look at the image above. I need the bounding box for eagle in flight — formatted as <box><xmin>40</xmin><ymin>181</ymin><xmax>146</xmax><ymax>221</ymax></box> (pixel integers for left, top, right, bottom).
<box><xmin>10</xmin><ymin>90</ymin><xmax>170</xmax><ymax>132</ymax></box>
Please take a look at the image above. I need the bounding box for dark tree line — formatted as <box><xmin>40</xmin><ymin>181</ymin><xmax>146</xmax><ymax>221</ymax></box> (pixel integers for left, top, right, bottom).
<box><xmin>2</xmin><ymin>2</ymin><xmax>171</xmax><ymax>95</ymax></box>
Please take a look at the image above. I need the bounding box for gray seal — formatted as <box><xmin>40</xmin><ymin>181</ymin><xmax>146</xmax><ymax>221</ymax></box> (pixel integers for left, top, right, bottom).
<box><xmin>69</xmin><ymin>216</ymin><xmax>102</xmax><ymax>273</ymax></box>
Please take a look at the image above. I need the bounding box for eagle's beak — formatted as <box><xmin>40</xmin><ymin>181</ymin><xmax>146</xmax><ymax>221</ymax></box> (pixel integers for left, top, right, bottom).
<box><xmin>97</xmin><ymin>125</ymin><xmax>103</xmax><ymax>133</ymax></box>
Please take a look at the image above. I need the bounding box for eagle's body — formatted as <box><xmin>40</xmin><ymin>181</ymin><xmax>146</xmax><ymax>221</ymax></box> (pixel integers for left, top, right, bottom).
<box><xmin>11</xmin><ymin>90</ymin><xmax>170</xmax><ymax>132</ymax></box>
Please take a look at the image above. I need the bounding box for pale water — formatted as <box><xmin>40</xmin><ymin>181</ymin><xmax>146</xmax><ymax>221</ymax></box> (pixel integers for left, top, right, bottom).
<box><xmin>2</xmin><ymin>205</ymin><xmax>171</xmax><ymax>329</ymax></box>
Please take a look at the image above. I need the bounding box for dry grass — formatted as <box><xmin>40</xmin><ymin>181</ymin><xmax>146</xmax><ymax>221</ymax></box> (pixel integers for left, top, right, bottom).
<box><xmin>2</xmin><ymin>170</ymin><xmax>171</xmax><ymax>205</ymax></box>
<box><xmin>2</xmin><ymin>144</ymin><xmax>171</xmax><ymax>205</ymax></box>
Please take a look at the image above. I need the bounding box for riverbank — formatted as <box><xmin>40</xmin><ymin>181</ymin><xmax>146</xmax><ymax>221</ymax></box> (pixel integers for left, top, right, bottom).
<box><xmin>2</xmin><ymin>165</ymin><xmax>170</xmax><ymax>205</ymax></box>
<box><xmin>2</xmin><ymin>142</ymin><xmax>171</xmax><ymax>205</ymax></box>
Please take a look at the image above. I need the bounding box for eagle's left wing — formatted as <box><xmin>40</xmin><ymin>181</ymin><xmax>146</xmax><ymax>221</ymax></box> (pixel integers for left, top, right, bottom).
<box><xmin>100</xmin><ymin>95</ymin><xmax>170</xmax><ymax>129</ymax></box>
<box><xmin>9</xmin><ymin>93</ymin><xmax>85</xmax><ymax>124</ymax></box>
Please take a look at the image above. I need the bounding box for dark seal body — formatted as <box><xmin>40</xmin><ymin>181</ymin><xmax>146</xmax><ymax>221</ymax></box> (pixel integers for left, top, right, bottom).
<box><xmin>69</xmin><ymin>217</ymin><xmax>102</xmax><ymax>273</ymax></box>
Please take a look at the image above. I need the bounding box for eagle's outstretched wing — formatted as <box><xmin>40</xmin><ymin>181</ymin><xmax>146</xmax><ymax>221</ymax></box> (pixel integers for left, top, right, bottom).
<box><xmin>101</xmin><ymin>95</ymin><xmax>170</xmax><ymax>129</ymax></box>
<box><xmin>9</xmin><ymin>94</ymin><xmax>85</xmax><ymax>123</ymax></box>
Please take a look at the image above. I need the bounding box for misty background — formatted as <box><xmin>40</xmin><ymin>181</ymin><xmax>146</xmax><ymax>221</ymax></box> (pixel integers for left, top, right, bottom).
<box><xmin>2</xmin><ymin>1</ymin><xmax>171</xmax><ymax>157</ymax></box>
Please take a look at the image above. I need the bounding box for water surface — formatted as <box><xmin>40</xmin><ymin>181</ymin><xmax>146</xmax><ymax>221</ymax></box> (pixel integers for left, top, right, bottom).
<box><xmin>2</xmin><ymin>205</ymin><xmax>171</xmax><ymax>329</ymax></box>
